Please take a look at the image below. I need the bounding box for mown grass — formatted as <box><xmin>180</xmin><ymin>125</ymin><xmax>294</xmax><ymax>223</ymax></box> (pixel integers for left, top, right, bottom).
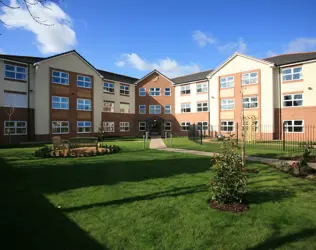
<box><xmin>1</xmin><ymin>140</ymin><xmax>316</xmax><ymax>249</ymax></box>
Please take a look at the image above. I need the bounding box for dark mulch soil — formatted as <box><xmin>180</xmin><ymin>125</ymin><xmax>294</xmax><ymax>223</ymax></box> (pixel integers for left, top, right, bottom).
<box><xmin>244</xmin><ymin>168</ymin><xmax>260</xmax><ymax>174</ymax></box>
<box><xmin>209</xmin><ymin>200</ymin><xmax>249</xmax><ymax>213</ymax></box>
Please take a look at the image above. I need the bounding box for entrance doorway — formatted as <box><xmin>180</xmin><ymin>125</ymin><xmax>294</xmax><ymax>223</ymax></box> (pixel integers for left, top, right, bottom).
<box><xmin>150</xmin><ymin>119</ymin><xmax>162</xmax><ymax>136</ymax></box>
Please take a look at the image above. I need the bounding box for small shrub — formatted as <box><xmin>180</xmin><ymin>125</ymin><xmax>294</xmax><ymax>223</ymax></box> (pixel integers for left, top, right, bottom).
<box><xmin>34</xmin><ymin>146</ymin><xmax>53</xmax><ymax>158</ymax></box>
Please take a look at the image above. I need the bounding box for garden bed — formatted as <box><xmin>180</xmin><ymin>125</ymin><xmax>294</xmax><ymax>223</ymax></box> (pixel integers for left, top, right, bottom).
<box><xmin>209</xmin><ymin>200</ymin><xmax>249</xmax><ymax>213</ymax></box>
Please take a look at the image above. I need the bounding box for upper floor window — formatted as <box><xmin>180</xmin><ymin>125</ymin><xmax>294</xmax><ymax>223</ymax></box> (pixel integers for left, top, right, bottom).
<box><xmin>139</xmin><ymin>88</ymin><xmax>146</xmax><ymax>96</ymax></box>
<box><xmin>196</xmin><ymin>83</ymin><xmax>208</xmax><ymax>93</ymax></box>
<box><xmin>77</xmin><ymin>75</ymin><xmax>92</xmax><ymax>88</ymax></box>
<box><xmin>52</xmin><ymin>121</ymin><xmax>69</xmax><ymax>134</ymax></box>
<box><xmin>120</xmin><ymin>84</ymin><xmax>129</xmax><ymax>95</ymax></box>
<box><xmin>283</xmin><ymin>94</ymin><xmax>303</xmax><ymax>107</ymax></box>
<box><xmin>221</xmin><ymin>99</ymin><xmax>234</xmax><ymax>110</ymax></box>
<box><xmin>139</xmin><ymin>105</ymin><xmax>146</xmax><ymax>114</ymax></box>
<box><xmin>284</xmin><ymin>120</ymin><xmax>304</xmax><ymax>133</ymax></box>
<box><xmin>243</xmin><ymin>96</ymin><xmax>258</xmax><ymax>109</ymax></box>
<box><xmin>165</xmin><ymin>88</ymin><xmax>171</xmax><ymax>96</ymax></box>
<box><xmin>181</xmin><ymin>103</ymin><xmax>191</xmax><ymax>113</ymax></box>
<box><xmin>104</xmin><ymin>82</ymin><xmax>115</xmax><ymax>93</ymax></box>
<box><xmin>181</xmin><ymin>85</ymin><xmax>190</xmax><ymax>95</ymax></box>
<box><xmin>52</xmin><ymin>70</ymin><xmax>69</xmax><ymax>85</ymax></box>
<box><xmin>4</xmin><ymin>64</ymin><xmax>27</xmax><ymax>81</ymax></box>
<box><xmin>197</xmin><ymin>102</ymin><xmax>208</xmax><ymax>112</ymax></box>
<box><xmin>120</xmin><ymin>103</ymin><xmax>130</xmax><ymax>113</ymax></box>
<box><xmin>103</xmin><ymin>101</ymin><xmax>114</xmax><ymax>112</ymax></box>
<box><xmin>4</xmin><ymin>92</ymin><xmax>27</xmax><ymax>108</ymax></box>
<box><xmin>282</xmin><ymin>66</ymin><xmax>302</xmax><ymax>82</ymax></box>
<box><xmin>77</xmin><ymin>98</ymin><xmax>92</xmax><ymax>111</ymax></box>
<box><xmin>164</xmin><ymin>105</ymin><xmax>171</xmax><ymax>114</ymax></box>
<box><xmin>220</xmin><ymin>76</ymin><xmax>234</xmax><ymax>89</ymax></box>
<box><xmin>242</xmin><ymin>72</ymin><xmax>258</xmax><ymax>85</ymax></box>
<box><xmin>150</xmin><ymin>88</ymin><xmax>160</xmax><ymax>96</ymax></box>
<box><xmin>77</xmin><ymin>121</ymin><xmax>92</xmax><ymax>133</ymax></box>
<box><xmin>4</xmin><ymin>121</ymin><xmax>27</xmax><ymax>135</ymax></box>
<box><xmin>149</xmin><ymin>105</ymin><xmax>161</xmax><ymax>114</ymax></box>
<box><xmin>52</xmin><ymin>96</ymin><xmax>69</xmax><ymax>110</ymax></box>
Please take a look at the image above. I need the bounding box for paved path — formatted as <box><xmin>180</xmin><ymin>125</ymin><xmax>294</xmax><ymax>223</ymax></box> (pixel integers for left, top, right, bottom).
<box><xmin>149</xmin><ymin>137</ymin><xmax>167</xmax><ymax>149</ymax></box>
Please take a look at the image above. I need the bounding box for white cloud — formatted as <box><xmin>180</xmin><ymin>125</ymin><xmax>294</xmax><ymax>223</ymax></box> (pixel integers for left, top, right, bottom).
<box><xmin>285</xmin><ymin>38</ymin><xmax>316</xmax><ymax>53</ymax></box>
<box><xmin>116</xmin><ymin>53</ymin><xmax>200</xmax><ymax>78</ymax></box>
<box><xmin>266</xmin><ymin>50</ymin><xmax>278</xmax><ymax>57</ymax></box>
<box><xmin>192</xmin><ymin>30</ymin><xmax>216</xmax><ymax>47</ymax></box>
<box><xmin>0</xmin><ymin>48</ymin><xmax>5</xmax><ymax>54</ymax></box>
<box><xmin>217</xmin><ymin>38</ymin><xmax>247</xmax><ymax>54</ymax></box>
<box><xmin>0</xmin><ymin>0</ymin><xmax>77</xmax><ymax>54</ymax></box>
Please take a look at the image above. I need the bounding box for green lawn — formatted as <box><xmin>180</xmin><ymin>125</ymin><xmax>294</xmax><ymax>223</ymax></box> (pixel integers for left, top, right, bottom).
<box><xmin>1</xmin><ymin>140</ymin><xmax>316</xmax><ymax>249</ymax></box>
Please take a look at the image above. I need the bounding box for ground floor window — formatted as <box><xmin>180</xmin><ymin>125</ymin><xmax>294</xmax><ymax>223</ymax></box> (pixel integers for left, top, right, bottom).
<box><xmin>284</xmin><ymin>120</ymin><xmax>304</xmax><ymax>133</ymax></box>
<box><xmin>52</xmin><ymin>121</ymin><xmax>69</xmax><ymax>134</ymax></box>
<box><xmin>120</xmin><ymin>122</ymin><xmax>130</xmax><ymax>132</ymax></box>
<box><xmin>104</xmin><ymin>122</ymin><xmax>115</xmax><ymax>132</ymax></box>
<box><xmin>181</xmin><ymin>122</ymin><xmax>191</xmax><ymax>131</ymax></box>
<box><xmin>221</xmin><ymin>121</ymin><xmax>234</xmax><ymax>132</ymax></box>
<box><xmin>77</xmin><ymin>121</ymin><xmax>92</xmax><ymax>133</ymax></box>
<box><xmin>197</xmin><ymin>121</ymin><xmax>208</xmax><ymax>130</ymax></box>
<box><xmin>164</xmin><ymin>121</ymin><xmax>172</xmax><ymax>131</ymax></box>
<box><xmin>139</xmin><ymin>122</ymin><xmax>146</xmax><ymax>131</ymax></box>
<box><xmin>4</xmin><ymin>121</ymin><xmax>27</xmax><ymax>135</ymax></box>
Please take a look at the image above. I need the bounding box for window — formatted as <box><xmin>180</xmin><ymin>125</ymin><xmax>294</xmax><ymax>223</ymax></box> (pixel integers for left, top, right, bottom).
<box><xmin>139</xmin><ymin>122</ymin><xmax>146</xmax><ymax>131</ymax></box>
<box><xmin>283</xmin><ymin>94</ymin><xmax>303</xmax><ymax>107</ymax></box>
<box><xmin>196</xmin><ymin>83</ymin><xmax>208</xmax><ymax>93</ymax></box>
<box><xmin>221</xmin><ymin>121</ymin><xmax>234</xmax><ymax>132</ymax></box>
<box><xmin>164</xmin><ymin>105</ymin><xmax>171</xmax><ymax>114</ymax></box>
<box><xmin>77</xmin><ymin>121</ymin><xmax>92</xmax><ymax>133</ymax></box>
<box><xmin>164</xmin><ymin>122</ymin><xmax>171</xmax><ymax>131</ymax></box>
<box><xmin>150</xmin><ymin>88</ymin><xmax>160</xmax><ymax>96</ymax></box>
<box><xmin>120</xmin><ymin>103</ymin><xmax>130</xmax><ymax>113</ymax></box>
<box><xmin>4</xmin><ymin>64</ymin><xmax>27</xmax><ymax>81</ymax></box>
<box><xmin>104</xmin><ymin>82</ymin><xmax>115</xmax><ymax>93</ymax></box>
<box><xmin>77</xmin><ymin>98</ymin><xmax>92</xmax><ymax>111</ymax></box>
<box><xmin>120</xmin><ymin>122</ymin><xmax>130</xmax><ymax>132</ymax></box>
<box><xmin>282</xmin><ymin>66</ymin><xmax>302</xmax><ymax>82</ymax></box>
<box><xmin>197</xmin><ymin>121</ymin><xmax>208</xmax><ymax>131</ymax></box>
<box><xmin>242</xmin><ymin>72</ymin><xmax>258</xmax><ymax>85</ymax></box>
<box><xmin>220</xmin><ymin>76</ymin><xmax>234</xmax><ymax>88</ymax></box>
<box><xmin>77</xmin><ymin>75</ymin><xmax>92</xmax><ymax>88</ymax></box>
<box><xmin>52</xmin><ymin>121</ymin><xmax>69</xmax><ymax>134</ymax></box>
<box><xmin>243</xmin><ymin>96</ymin><xmax>258</xmax><ymax>109</ymax></box>
<box><xmin>4</xmin><ymin>92</ymin><xmax>27</xmax><ymax>108</ymax></box>
<box><xmin>4</xmin><ymin>121</ymin><xmax>27</xmax><ymax>135</ymax></box>
<box><xmin>52</xmin><ymin>71</ymin><xmax>69</xmax><ymax>85</ymax></box>
<box><xmin>120</xmin><ymin>84</ymin><xmax>129</xmax><ymax>95</ymax></box>
<box><xmin>221</xmin><ymin>99</ymin><xmax>234</xmax><ymax>110</ymax></box>
<box><xmin>197</xmin><ymin>102</ymin><xmax>208</xmax><ymax>112</ymax></box>
<box><xmin>165</xmin><ymin>88</ymin><xmax>171</xmax><ymax>96</ymax></box>
<box><xmin>103</xmin><ymin>101</ymin><xmax>114</xmax><ymax>112</ymax></box>
<box><xmin>284</xmin><ymin>120</ymin><xmax>304</xmax><ymax>133</ymax></box>
<box><xmin>104</xmin><ymin>122</ymin><xmax>115</xmax><ymax>132</ymax></box>
<box><xmin>139</xmin><ymin>88</ymin><xmax>146</xmax><ymax>96</ymax></box>
<box><xmin>149</xmin><ymin>105</ymin><xmax>161</xmax><ymax>114</ymax></box>
<box><xmin>181</xmin><ymin>103</ymin><xmax>191</xmax><ymax>113</ymax></box>
<box><xmin>139</xmin><ymin>105</ymin><xmax>146</xmax><ymax>114</ymax></box>
<box><xmin>181</xmin><ymin>85</ymin><xmax>190</xmax><ymax>95</ymax></box>
<box><xmin>181</xmin><ymin>122</ymin><xmax>191</xmax><ymax>131</ymax></box>
<box><xmin>52</xmin><ymin>96</ymin><xmax>69</xmax><ymax>110</ymax></box>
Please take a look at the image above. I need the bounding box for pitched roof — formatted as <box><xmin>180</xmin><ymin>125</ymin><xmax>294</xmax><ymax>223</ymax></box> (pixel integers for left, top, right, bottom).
<box><xmin>133</xmin><ymin>69</ymin><xmax>174</xmax><ymax>85</ymax></box>
<box><xmin>172</xmin><ymin>69</ymin><xmax>213</xmax><ymax>84</ymax></box>
<box><xmin>264</xmin><ymin>52</ymin><xmax>316</xmax><ymax>66</ymax></box>
<box><xmin>0</xmin><ymin>54</ymin><xmax>44</xmax><ymax>64</ymax></box>
<box><xmin>97</xmin><ymin>69</ymin><xmax>138</xmax><ymax>84</ymax></box>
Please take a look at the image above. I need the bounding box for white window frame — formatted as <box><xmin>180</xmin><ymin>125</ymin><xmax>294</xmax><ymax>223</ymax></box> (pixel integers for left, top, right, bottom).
<box><xmin>181</xmin><ymin>122</ymin><xmax>191</xmax><ymax>131</ymax></box>
<box><xmin>77</xmin><ymin>75</ymin><xmax>92</xmax><ymax>89</ymax></box>
<box><xmin>149</xmin><ymin>105</ymin><xmax>161</xmax><ymax>114</ymax></box>
<box><xmin>283</xmin><ymin>120</ymin><xmax>304</xmax><ymax>133</ymax></box>
<box><xmin>243</xmin><ymin>96</ymin><xmax>258</xmax><ymax>109</ymax></box>
<box><xmin>220</xmin><ymin>76</ymin><xmax>234</xmax><ymax>89</ymax></box>
<box><xmin>52</xmin><ymin>70</ymin><xmax>69</xmax><ymax>85</ymax></box>
<box><xmin>149</xmin><ymin>88</ymin><xmax>161</xmax><ymax>96</ymax></box>
<box><xmin>139</xmin><ymin>88</ymin><xmax>146</xmax><ymax>96</ymax></box>
<box><xmin>139</xmin><ymin>122</ymin><xmax>147</xmax><ymax>131</ymax></box>
<box><xmin>104</xmin><ymin>82</ymin><xmax>115</xmax><ymax>93</ymax></box>
<box><xmin>197</xmin><ymin>102</ymin><xmax>208</xmax><ymax>112</ymax></box>
<box><xmin>139</xmin><ymin>105</ymin><xmax>146</xmax><ymax>114</ymax></box>
<box><xmin>4</xmin><ymin>92</ymin><xmax>28</xmax><ymax>108</ymax></box>
<box><xmin>52</xmin><ymin>96</ymin><xmax>69</xmax><ymax>110</ymax></box>
<box><xmin>120</xmin><ymin>103</ymin><xmax>130</xmax><ymax>113</ymax></box>
<box><xmin>77</xmin><ymin>98</ymin><xmax>92</xmax><ymax>111</ymax></box>
<box><xmin>181</xmin><ymin>103</ymin><xmax>191</xmax><ymax>113</ymax></box>
<box><xmin>104</xmin><ymin>121</ymin><xmax>115</xmax><ymax>132</ymax></box>
<box><xmin>196</xmin><ymin>83</ymin><xmax>208</xmax><ymax>93</ymax></box>
<box><xmin>4</xmin><ymin>64</ymin><xmax>27</xmax><ymax>81</ymax></box>
<box><xmin>77</xmin><ymin>121</ymin><xmax>92</xmax><ymax>133</ymax></box>
<box><xmin>120</xmin><ymin>122</ymin><xmax>130</xmax><ymax>132</ymax></box>
<box><xmin>221</xmin><ymin>99</ymin><xmax>235</xmax><ymax>110</ymax></box>
<box><xmin>103</xmin><ymin>101</ymin><xmax>115</xmax><ymax>112</ymax></box>
<box><xmin>242</xmin><ymin>72</ymin><xmax>258</xmax><ymax>86</ymax></box>
<box><xmin>282</xmin><ymin>66</ymin><xmax>303</xmax><ymax>82</ymax></box>
<box><xmin>120</xmin><ymin>84</ymin><xmax>130</xmax><ymax>95</ymax></box>
<box><xmin>52</xmin><ymin>121</ymin><xmax>69</xmax><ymax>134</ymax></box>
<box><xmin>181</xmin><ymin>85</ymin><xmax>190</xmax><ymax>95</ymax></box>
<box><xmin>283</xmin><ymin>94</ymin><xmax>303</xmax><ymax>107</ymax></box>
<box><xmin>221</xmin><ymin>121</ymin><xmax>234</xmax><ymax>132</ymax></box>
<box><xmin>164</xmin><ymin>121</ymin><xmax>172</xmax><ymax>131</ymax></box>
<box><xmin>197</xmin><ymin>121</ymin><xmax>208</xmax><ymax>131</ymax></box>
<box><xmin>164</xmin><ymin>105</ymin><xmax>171</xmax><ymax>114</ymax></box>
<box><xmin>164</xmin><ymin>88</ymin><xmax>171</xmax><ymax>96</ymax></box>
<box><xmin>4</xmin><ymin>121</ymin><xmax>27</xmax><ymax>135</ymax></box>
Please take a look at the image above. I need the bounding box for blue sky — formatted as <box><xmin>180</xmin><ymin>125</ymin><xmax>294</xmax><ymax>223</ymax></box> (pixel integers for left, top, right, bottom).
<box><xmin>1</xmin><ymin>0</ymin><xmax>316</xmax><ymax>78</ymax></box>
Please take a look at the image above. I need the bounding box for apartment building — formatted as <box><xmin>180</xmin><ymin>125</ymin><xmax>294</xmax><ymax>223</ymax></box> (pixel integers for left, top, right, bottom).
<box><xmin>1</xmin><ymin>50</ymin><xmax>316</xmax><ymax>144</ymax></box>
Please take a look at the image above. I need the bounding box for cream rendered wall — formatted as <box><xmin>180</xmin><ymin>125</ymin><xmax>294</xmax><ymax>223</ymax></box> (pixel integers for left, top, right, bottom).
<box><xmin>175</xmin><ymin>80</ymin><xmax>209</xmax><ymax>113</ymax></box>
<box><xmin>34</xmin><ymin>53</ymin><xmax>104</xmax><ymax>135</ymax></box>
<box><xmin>209</xmin><ymin>78</ymin><xmax>219</xmax><ymax>126</ymax></box>
<box><xmin>0</xmin><ymin>60</ymin><xmax>4</xmax><ymax>106</ymax></box>
<box><xmin>280</xmin><ymin>61</ymin><xmax>316</xmax><ymax>107</ymax></box>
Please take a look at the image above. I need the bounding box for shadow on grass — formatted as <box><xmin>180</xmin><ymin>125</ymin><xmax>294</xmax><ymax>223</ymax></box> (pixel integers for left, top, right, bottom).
<box><xmin>246</xmin><ymin>189</ymin><xmax>294</xmax><ymax>205</ymax></box>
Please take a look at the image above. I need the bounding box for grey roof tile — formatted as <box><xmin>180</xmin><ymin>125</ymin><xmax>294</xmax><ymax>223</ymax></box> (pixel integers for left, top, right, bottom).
<box><xmin>172</xmin><ymin>69</ymin><xmax>213</xmax><ymax>84</ymax></box>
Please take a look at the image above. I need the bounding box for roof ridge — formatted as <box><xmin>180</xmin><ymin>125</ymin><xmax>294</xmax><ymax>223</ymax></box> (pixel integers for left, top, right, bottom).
<box><xmin>171</xmin><ymin>69</ymin><xmax>213</xmax><ymax>79</ymax></box>
<box><xmin>264</xmin><ymin>51</ymin><xmax>316</xmax><ymax>59</ymax></box>
<box><xmin>0</xmin><ymin>53</ymin><xmax>44</xmax><ymax>59</ymax></box>
<box><xmin>97</xmin><ymin>69</ymin><xmax>138</xmax><ymax>80</ymax></box>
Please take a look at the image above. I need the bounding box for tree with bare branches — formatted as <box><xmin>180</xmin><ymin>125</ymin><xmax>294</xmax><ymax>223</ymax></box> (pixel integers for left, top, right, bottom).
<box><xmin>4</xmin><ymin>105</ymin><xmax>15</xmax><ymax>144</ymax></box>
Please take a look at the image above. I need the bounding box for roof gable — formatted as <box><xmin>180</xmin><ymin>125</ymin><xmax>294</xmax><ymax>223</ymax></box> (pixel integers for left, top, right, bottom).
<box><xmin>134</xmin><ymin>70</ymin><xmax>174</xmax><ymax>85</ymax></box>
